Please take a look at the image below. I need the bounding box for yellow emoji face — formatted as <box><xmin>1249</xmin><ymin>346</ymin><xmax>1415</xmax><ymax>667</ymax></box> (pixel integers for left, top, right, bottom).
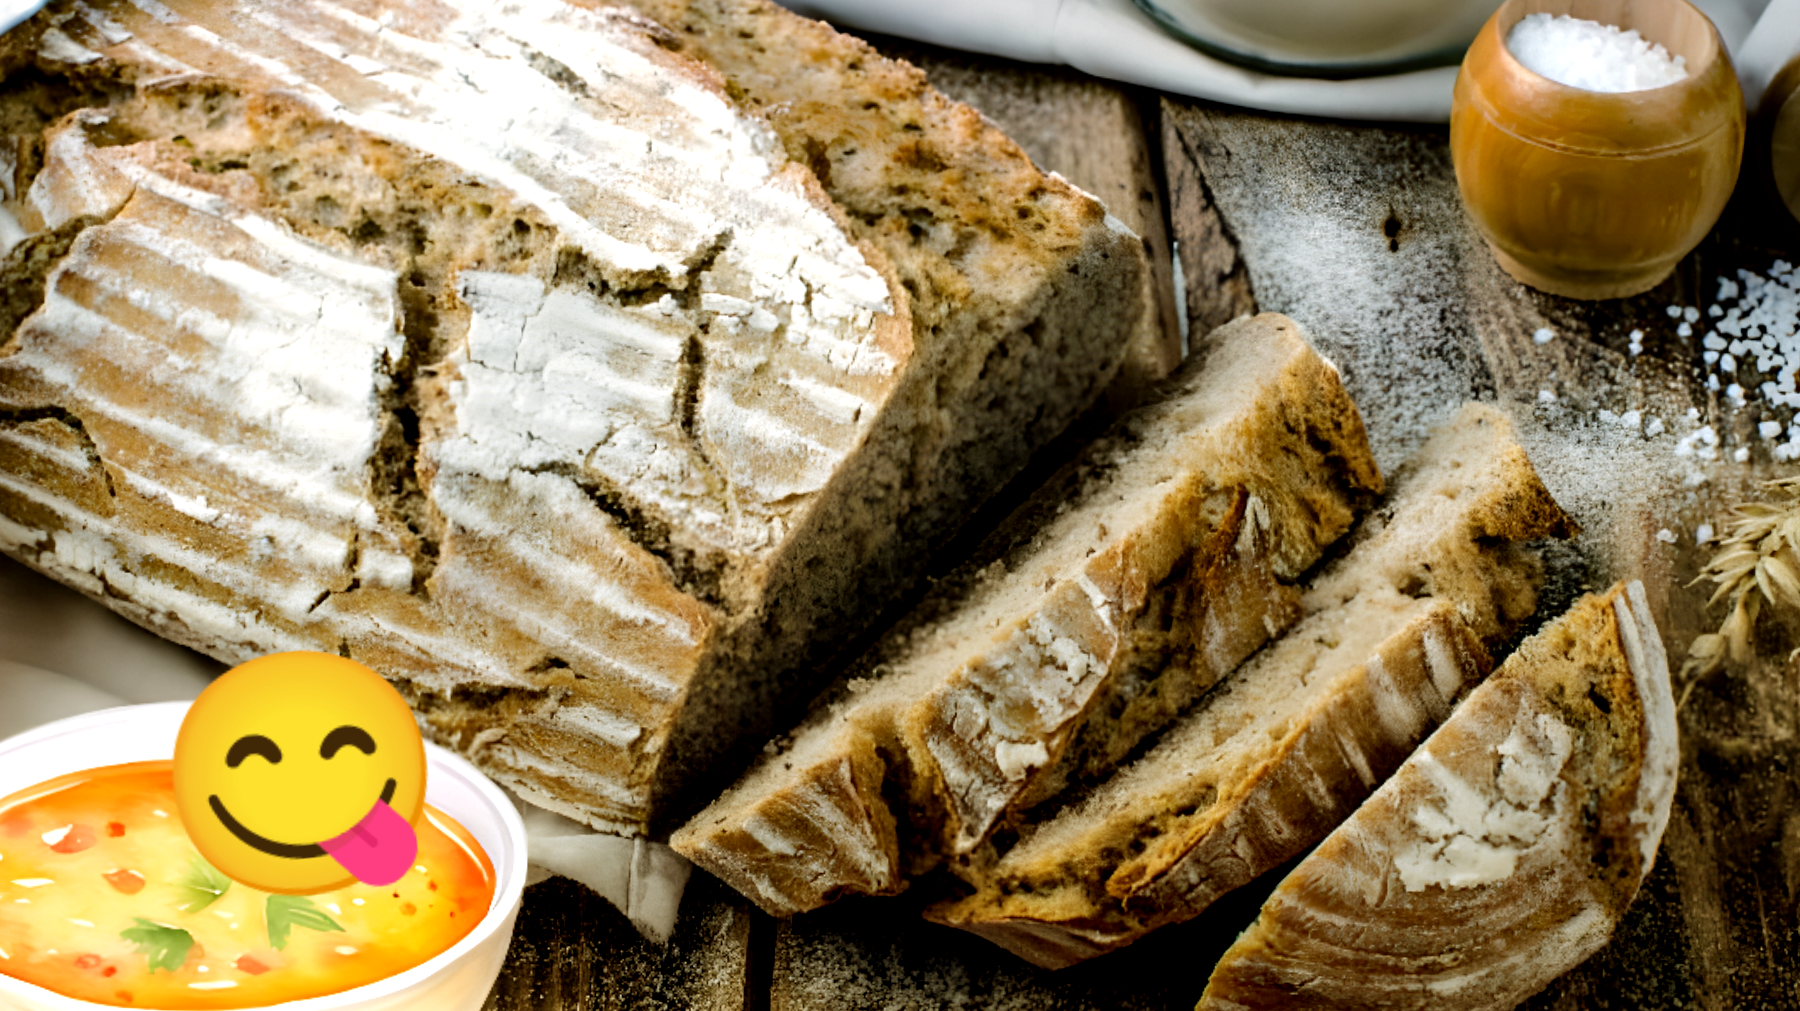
<box><xmin>173</xmin><ymin>652</ymin><xmax>426</xmax><ymax>895</ymax></box>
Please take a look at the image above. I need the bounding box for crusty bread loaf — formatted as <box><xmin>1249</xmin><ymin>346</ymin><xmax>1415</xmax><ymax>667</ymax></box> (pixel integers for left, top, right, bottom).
<box><xmin>1198</xmin><ymin>580</ymin><xmax>1676</xmax><ymax>1011</ymax></box>
<box><xmin>672</xmin><ymin>313</ymin><xmax>1382</xmax><ymax>916</ymax></box>
<box><xmin>0</xmin><ymin>0</ymin><xmax>1146</xmax><ymax>834</ymax></box>
<box><xmin>928</xmin><ymin>403</ymin><xmax>1576</xmax><ymax>968</ymax></box>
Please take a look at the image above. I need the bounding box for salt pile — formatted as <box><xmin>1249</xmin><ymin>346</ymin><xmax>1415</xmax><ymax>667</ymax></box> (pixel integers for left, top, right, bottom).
<box><xmin>1506</xmin><ymin>14</ymin><xmax>1688</xmax><ymax>92</ymax></box>
<box><xmin>1695</xmin><ymin>260</ymin><xmax>1800</xmax><ymax>459</ymax></box>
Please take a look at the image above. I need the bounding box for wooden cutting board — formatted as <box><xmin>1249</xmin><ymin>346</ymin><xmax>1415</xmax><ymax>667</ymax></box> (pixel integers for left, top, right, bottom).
<box><xmin>483</xmin><ymin>35</ymin><xmax>1800</xmax><ymax>1011</ymax></box>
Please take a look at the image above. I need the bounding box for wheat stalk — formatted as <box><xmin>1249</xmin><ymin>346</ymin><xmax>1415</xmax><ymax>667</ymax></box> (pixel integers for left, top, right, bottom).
<box><xmin>1686</xmin><ymin>476</ymin><xmax>1800</xmax><ymax>676</ymax></box>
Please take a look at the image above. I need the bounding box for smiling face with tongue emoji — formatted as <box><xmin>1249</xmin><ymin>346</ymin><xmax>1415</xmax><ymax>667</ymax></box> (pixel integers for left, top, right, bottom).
<box><xmin>174</xmin><ymin>652</ymin><xmax>427</xmax><ymax>895</ymax></box>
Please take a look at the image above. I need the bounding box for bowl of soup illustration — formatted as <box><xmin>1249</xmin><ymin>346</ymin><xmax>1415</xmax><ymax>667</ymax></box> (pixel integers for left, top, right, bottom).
<box><xmin>0</xmin><ymin>703</ymin><xmax>527</xmax><ymax>1011</ymax></box>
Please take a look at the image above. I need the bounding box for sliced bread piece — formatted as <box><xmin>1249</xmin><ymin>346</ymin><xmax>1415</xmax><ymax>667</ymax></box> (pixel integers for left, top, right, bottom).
<box><xmin>1197</xmin><ymin>580</ymin><xmax>1676</xmax><ymax>1010</ymax></box>
<box><xmin>928</xmin><ymin>403</ymin><xmax>1576</xmax><ymax>968</ymax></box>
<box><xmin>672</xmin><ymin>313</ymin><xmax>1381</xmax><ymax>916</ymax></box>
<box><xmin>0</xmin><ymin>0</ymin><xmax>1146</xmax><ymax>835</ymax></box>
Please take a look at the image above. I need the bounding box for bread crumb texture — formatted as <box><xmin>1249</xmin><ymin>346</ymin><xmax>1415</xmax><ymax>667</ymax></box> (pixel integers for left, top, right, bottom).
<box><xmin>673</xmin><ymin>314</ymin><xmax>1383</xmax><ymax>917</ymax></box>
<box><xmin>925</xmin><ymin>402</ymin><xmax>1576</xmax><ymax>970</ymax></box>
<box><xmin>1198</xmin><ymin>580</ymin><xmax>1676</xmax><ymax>1011</ymax></box>
<box><xmin>0</xmin><ymin>0</ymin><xmax>1146</xmax><ymax>833</ymax></box>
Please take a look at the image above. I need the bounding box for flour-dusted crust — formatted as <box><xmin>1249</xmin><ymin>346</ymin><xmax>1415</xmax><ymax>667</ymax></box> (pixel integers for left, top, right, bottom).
<box><xmin>928</xmin><ymin>404</ymin><xmax>1576</xmax><ymax>969</ymax></box>
<box><xmin>0</xmin><ymin>0</ymin><xmax>1146</xmax><ymax>834</ymax></box>
<box><xmin>673</xmin><ymin>314</ymin><xmax>1382</xmax><ymax>916</ymax></box>
<box><xmin>1198</xmin><ymin>581</ymin><xmax>1676</xmax><ymax>1011</ymax></box>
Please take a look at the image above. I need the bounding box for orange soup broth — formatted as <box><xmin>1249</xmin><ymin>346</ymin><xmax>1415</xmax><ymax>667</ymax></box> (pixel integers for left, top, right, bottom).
<box><xmin>0</xmin><ymin>762</ymin><xmax>493</xmax><ymax>1008</ymax></box>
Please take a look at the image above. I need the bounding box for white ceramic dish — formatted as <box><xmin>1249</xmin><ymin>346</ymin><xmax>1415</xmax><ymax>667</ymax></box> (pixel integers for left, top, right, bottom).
<box><xmin>1133</xmin><ymin>0</ymin><xmax>1501</xmax><ymax>75</ymax></box>
<box><xmin>0</xmin><ymin>703</ymin><xmax>527</xmax><ymax>1011</ymax></box>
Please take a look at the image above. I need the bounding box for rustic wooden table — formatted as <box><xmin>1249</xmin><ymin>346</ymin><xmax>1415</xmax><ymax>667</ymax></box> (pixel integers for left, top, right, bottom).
<box><xmin>483</xmin><ymin>33</ymin><xmax>1800</xmax><ymax>1011</ymax></box>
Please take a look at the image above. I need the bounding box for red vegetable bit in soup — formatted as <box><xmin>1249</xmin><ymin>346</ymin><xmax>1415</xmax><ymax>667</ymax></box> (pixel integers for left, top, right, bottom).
<box><xmin>73</xmin><ymin>954</ymin><xmax>102</xmax><ymax>970</ymax></box>
<box><xmin>234</xmin><ymin>957</ymin><xmax>268</xmax><ymax>976</ymax></box>
<box><xmin>106</xmin><ymin>822</ymin><xmax>126</xmax><ymax>837</ymax></box>
<box><xmin>103</xmin><ymin>869</ymin><xmax>146</xmax><ymax>894</ymax></box>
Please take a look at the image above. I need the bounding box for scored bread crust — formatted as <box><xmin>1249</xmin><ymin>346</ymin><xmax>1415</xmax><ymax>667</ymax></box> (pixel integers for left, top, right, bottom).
<box><xmin>606</xmin><ymin>0</ymin><xmax>1164</xmax><ymax>819</ymax></box>
<box><xmin>1197</xmin><ymin>580</ymin><xmax>1677</xmax><ymax>1011</ymax></box>
<box><xmin>672</xmin><ymin>314</ymin><xmax>1382</xmax><ymax>917</ymax></box>
<box><xmin>928</xmin><ymin>403</ymin><xmax>1577</xmax><ymax>969</ymax></box>
<box><xmin>0</xmin><ymin>0</ymin><xmax>1146</xmax><ymax>835</ymax></box>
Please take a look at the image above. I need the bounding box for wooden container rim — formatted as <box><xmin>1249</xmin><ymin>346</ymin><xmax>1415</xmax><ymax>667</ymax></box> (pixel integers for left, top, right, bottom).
<box><xmin>1458</xmin><ymin>0</ymin><xmax>1743</xmax><ymax>156</ymax></box>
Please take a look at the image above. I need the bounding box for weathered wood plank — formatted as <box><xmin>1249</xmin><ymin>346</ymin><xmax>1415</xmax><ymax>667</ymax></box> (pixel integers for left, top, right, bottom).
<box><xmin>482</xmin><ymin>874</ymin><xmax>755</xmax><ymax>1011</ymax></box>
<box><xmin>766</xmin><ymin>884</ymin><xmax>1269</xmax><ymax>1010</ymax></box>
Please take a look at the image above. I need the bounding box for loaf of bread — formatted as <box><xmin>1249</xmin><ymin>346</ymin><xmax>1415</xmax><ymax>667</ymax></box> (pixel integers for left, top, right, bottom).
<box><xmin>1198</xmin><ymin>580</ymin><xmax>1676</xmax><ymax>1010</ymax></box>
<box><xmin>0</xmin><ymin>0</ymin><xmax>1147</xmax><ymax>834</ymax></box>
<box><xmin>672</xmin><ymin>313</ymin><xmax>1382</xmax><ymax>916</ymax></box>
<box><xmin>928</xmin><ymin>404</ymin><xmax>1576</xmax><ymax>968</ymax></box>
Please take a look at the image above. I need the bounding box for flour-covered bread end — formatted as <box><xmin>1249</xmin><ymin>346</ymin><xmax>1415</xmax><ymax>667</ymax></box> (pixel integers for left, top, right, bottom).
<box><xmin>1198</xmin><ymin>580</ymin><xmax>1676</xmax><ymax>1011</ymax></box>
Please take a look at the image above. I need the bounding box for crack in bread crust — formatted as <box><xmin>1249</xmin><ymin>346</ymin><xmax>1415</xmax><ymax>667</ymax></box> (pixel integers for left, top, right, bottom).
<box><xmin>0</xmin><ymin>0</ymin><xmax>1149</xmax><ymax>835</ymax></box>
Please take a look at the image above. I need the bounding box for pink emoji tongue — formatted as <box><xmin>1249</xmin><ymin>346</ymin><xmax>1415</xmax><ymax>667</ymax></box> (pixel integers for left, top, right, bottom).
<box><xmin>319</xmin><ymin>800</ymin><xmax>417</xmax><ymax>886</ymax></box>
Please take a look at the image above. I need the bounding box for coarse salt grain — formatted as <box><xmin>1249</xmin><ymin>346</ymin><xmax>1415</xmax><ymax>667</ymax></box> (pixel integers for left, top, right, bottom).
<box><xmin>1533</xmin><ymin>327</ymin><xmax>1555</xmax><ymax>344</ymax></box>
<box><xmin>1675</xmin><ymin>426</ymin><xmax>1718</xmax><ymax>459</ymax></box>
<box><xmin>1656</xmin><ymin>528</ymin><xmax>1677</xmax><ymax>543</ymax></box>
<box><xmin>1698</xmin><ymin>263</ymin><xmax>1800</xmax><ymax>434</ymax></box>
<box><xmin>1696</xmin><ymin>522</ymin><xmax>1715</xmax><ymax>542</ymax></box>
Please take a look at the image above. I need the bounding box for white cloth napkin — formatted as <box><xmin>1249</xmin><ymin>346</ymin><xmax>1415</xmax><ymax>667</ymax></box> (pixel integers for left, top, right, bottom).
<box><xmin>0</xmin><ymin>0</ymin><xmax>42</xmax><ymax>35</ymax></box>
<box><xmin>1739</xmin><ymin>0</ymin><xmax>1800</xmax><ymax>109</ymax></box>
<box><xmin>789</xmin><ymin>0</ymin><xmax>1775</xmax><ymax>121</ymax></box>
<box><xmin>0</xmin><ymin>555</ymin><xmax>690</xmax><ymax>943</ymax></box>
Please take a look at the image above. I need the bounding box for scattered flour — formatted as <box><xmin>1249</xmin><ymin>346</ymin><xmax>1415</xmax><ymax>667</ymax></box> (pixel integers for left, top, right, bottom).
<box><xmin>1506</xmin><ymin>14</ymin><xmax>1689</xmax><ymax>93</ymax></box>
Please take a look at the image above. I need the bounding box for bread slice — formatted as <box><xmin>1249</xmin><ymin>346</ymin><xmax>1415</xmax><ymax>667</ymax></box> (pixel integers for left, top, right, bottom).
<box><xmin>1198</xmin><ymin>580</ymin><xmax>1676</xmax><ymax>1010</ymax></box>
<box><xmin>928</xmin><ymin>403</ymin><xmax>1576</xmax><ymax>968</ymax></box>
<box><xmin>0</xmin><ymin>0</ymin><xmax>1146</xmax><ymax>834</ymax></box>
<box><xmin>671</xmin><ymin>313</ymin><xmax>1382</xmax><ymax>916</ymax></box>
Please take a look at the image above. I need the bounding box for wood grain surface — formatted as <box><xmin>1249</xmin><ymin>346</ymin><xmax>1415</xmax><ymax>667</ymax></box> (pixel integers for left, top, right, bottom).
<box><xmin>483</xmin><ymin>31</ymin><xmax>1800</xmax><ymax>1011</ymax></box>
